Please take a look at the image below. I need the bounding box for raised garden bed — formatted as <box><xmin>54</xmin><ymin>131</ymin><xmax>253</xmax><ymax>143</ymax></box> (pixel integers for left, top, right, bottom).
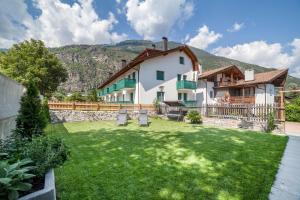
<box><xmin>19</xmin><ymin>169</ymin><xmax>56</xmax><ymax>200</ymax></box>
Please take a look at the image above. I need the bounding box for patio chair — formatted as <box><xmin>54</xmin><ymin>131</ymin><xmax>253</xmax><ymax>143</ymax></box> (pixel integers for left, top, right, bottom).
<box><xmin>138</xmin><ymin>110</ymin><xmax>149</xmax><ymax>126</ymax></box>
<box><xmin>117</xmin><ymin>109</ymin><xmax>128</xmax><ymax>126</ymax></box>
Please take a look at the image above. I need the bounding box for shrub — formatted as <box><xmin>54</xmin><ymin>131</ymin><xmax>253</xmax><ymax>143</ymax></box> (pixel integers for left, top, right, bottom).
<box><xmin>266</xmin><ymin>112</ymin><xmax>276</xmax><ymax>133</ymax></box>
<box><xmin>42</xmin><ymin>97</ymin><xmax>51</xmax><ymax>123</ymax></box>
<box><xmin>15</xmin><ymin>81</ymin><xmax>47</xmax><ymax>138</ymax></box>
<box><xmin>0</xmin><ymin>159</ymin><xmax>35</xmax><ymax>200</ymax></box>
<box><xmin>22</xmin><ymin>136</ymin><xmax>69</xmax><ymax>177</ymax></box>
<box><xmin>187</xmin><ymin>110</ymin><xmax>202</xmax><ymax>124</ymax></box>
<box><xmin>285</xmin><ymin>96</ymin><xmax>300</xmax><ymax>122</ymax></box>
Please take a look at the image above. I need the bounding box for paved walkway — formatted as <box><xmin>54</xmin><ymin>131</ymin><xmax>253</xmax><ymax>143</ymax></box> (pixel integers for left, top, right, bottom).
<box><xmin>269</xmin><ymin>124</ymin><xmax>300</xmax><ymax>200</ymax></box>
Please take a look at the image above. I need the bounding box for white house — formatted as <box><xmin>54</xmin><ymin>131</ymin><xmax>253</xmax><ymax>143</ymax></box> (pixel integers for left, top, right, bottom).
<box><xmin>98</xmin><ymin>37</ymin><xmax>200</xmax><ymax>106</ymax></box>
<box><xmin>98</xmin><ymin>38</ymin><xmax>288</xmax><ymax>106</ymax></box>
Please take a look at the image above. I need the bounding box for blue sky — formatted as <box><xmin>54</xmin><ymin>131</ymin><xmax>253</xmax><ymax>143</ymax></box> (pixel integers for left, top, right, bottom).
<box><xmin>0</xmin><ymin>0</ymin><xmax>300</xmax><ymax>78</ymax></box>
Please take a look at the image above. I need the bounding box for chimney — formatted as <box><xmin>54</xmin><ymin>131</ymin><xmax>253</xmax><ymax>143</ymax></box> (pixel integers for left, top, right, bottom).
<box><xmin>152</xmin><ymin>44</ymin><xmax>156</xmax><ymax>49</ymax></box>
<box><xmin>245</xmin><ymin>69</ymin><xmax>254</xmax><ymax>81</ymax></box>
<box><xmin>121</xmin><ymin>59</ymin><xmax>126</xmax><ymax>68</ymax></box>
<box><xmin>162</xmin><ymin>37</ymin><xmax>168</xmax><ymax>51</ymax></box>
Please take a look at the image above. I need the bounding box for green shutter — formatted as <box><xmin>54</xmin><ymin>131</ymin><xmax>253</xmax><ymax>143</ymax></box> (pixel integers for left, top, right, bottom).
<box><xmin>177</xmin><ymin>74</ymin><xmax>181</xmax><ymax>81</ymax></box>
<box><xmin>156</xmin><ymin>71</ymin><xmax>164</xmax><ymax>80</ymax></box>
<box><xmin>179</xmin><ymin>56</ymin><xmax>184</xmax><ymax>64</ymax></box>
<box><xmin>178</xmin><ymin>93</ymin><xmax>182</xmax><ymax>100</ymax></box>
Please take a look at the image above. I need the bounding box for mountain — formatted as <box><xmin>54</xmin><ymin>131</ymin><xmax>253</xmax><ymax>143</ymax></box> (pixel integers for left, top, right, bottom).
<box><xmin>50</xmin><ymin>40</ymin><xmax>299</xmax><ymax>93</ymax></box>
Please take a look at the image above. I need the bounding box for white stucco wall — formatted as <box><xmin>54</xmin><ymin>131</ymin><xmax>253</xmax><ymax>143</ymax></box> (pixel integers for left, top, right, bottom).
<box><xmin>196</xmin><ymin>80</ymin><xmax>216</xmax><ymax>106</ymax></box>
<box><xmin>255</xmin><ymin>84</ymin><xmax>275</xmax><ymax>104</ymax></box>
<box><xmin>138</xmin><ymin>51</ymin><xmax>196</xmax><ymax>104</ymax></box>
<box><xmin>0</xmin><ymin>73</ymin><xmax>25</xmax><ymax>139</ymax></box>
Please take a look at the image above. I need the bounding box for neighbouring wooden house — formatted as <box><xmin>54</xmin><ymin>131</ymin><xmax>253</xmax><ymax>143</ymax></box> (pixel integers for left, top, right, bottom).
<box><xmin>197</xmin><ymin>65</ymin><xmax>288</xmax><ymax>105</ymax></box>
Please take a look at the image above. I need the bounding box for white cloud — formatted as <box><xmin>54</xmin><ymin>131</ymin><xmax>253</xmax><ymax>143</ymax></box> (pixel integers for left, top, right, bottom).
<box><xmin>125</xmin><ymin>0</ymin><xmax>194</xmax><ymax>40</ymax></box>
<box><xmin>116</xmin><ymin>0</ymin><xmax>122</xmax><ymax>4</ymax></box>
<box><xmin>0</xmin><ymin>0</ymin><xmax>127</xmax><ymax>48</ymax></box>
<box><xmin>212</xmin><ymin>39</ymin><xmax>300</xmax><ymax>78</ymax></box>
<box><xmin>186</xmin><ymin>25</ymin><xmax>222</xmax><ymax>49</ymax></box>
<box><xmin>227</xmin><ymin>22</ymin><xmax>244</xmax><ymax>32</ymax></box>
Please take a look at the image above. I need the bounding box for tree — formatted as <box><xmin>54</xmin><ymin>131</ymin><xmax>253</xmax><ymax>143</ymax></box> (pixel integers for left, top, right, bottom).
<box><xmin>86</xmin><ymin>89</ymin><xmax>98</xmax><ymax>102</ymax></box>
<box><xmin>65</xmin><ymin>92</ymin><xmax>85</xmax><ymax>102</ymax></box>
<box><xmin>41</xmin><ymin>97</ymin><xmax>51</xmax><ymax>123</ymax></box>
<box><xmin>15</xmin><ymin>81</ymin><xmax>47</xmax><ymax>138</ymax></box>
<box><xmin>0</xmin><ymin>39</ymin><xmax>67</xmax><ymax>96</ymax></box>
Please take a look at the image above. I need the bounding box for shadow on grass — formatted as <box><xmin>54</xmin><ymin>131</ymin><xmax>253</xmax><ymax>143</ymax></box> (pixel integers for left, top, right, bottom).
<box><xmin>48</xmin><ymin>122</ymin><xmax>287</xmax><ymax>200</ymax></box>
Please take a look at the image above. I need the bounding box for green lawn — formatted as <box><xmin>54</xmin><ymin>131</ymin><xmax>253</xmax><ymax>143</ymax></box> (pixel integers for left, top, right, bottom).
<box><xmin>46</xmin><ymin>119</ymin><xmax>287</xmax><ymax>200</ymax></box>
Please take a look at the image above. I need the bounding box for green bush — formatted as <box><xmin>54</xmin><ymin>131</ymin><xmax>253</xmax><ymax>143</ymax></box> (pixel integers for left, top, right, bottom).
<box><xmin>187</xmin><ymin>110</ymin><xmax>202</xmax><ymax>124</ymax></box>
<box><xmin>266</xmin><ymin>112</ymin><xmax>276</xmax><ymax>133</ymax></box>
<box><xmin>0</xmin><ymin>159</ymin><xmax>35</xmax><ymax>200</ymax></box>
<box><xmin>15</xmin><ymin>81</ymin><xmax>47</xmax><ymax>138</ymax></box>
<box><xmin>42</xmin><ymin>97</ymin><xmax>51</xmax><ymax>123</ymax></box>
<box><xmin>286</xmin><ymin>103</ymin><xmax>300</xmax><ymax>122</ymax></box>
<box><xmin>22</xmin><ymin>136</ymin><xmax>69</xmax><ymax>177</ymax></box>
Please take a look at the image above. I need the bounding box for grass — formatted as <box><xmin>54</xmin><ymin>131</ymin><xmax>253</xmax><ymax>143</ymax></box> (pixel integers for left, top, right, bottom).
<box><xmin>46</xmin><ymin>119</ymin><xmax>288</xmax><ymax>200</ymax></box>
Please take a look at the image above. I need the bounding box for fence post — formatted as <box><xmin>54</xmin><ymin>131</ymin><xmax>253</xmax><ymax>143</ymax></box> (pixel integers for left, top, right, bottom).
<box><xmin>72</xmin><ymin>102</ymin><xmax>76</xmax><ymax>110</ymax></box>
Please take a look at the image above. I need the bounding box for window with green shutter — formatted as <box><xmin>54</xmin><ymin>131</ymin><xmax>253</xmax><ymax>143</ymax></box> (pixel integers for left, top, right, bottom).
<box><xmin>156</xmin><ymin>71</ymin><xmax>164</xmax><ymax>80</ymax></box>
<box><xmin>177</xmin><ymin>74</ymin><xmax>181</xmax><ymax>81</ymax></box>
<box><xmin>179</xmin><ymin>56</ymin><xmax>184</xmax><ymax>64</ymax></box>
<box><xmin>178</xmin><ymin>93</ymin><xmax>182</xmax><ymax>100</ymax></box>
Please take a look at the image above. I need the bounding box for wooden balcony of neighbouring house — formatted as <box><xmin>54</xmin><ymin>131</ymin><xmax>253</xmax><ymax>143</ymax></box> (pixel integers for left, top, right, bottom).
<box><xmin>214</xmin><ymin>80</ymin><xmax>238</xmax><ymax>87</ymax></box>
<box><xmin>229</xmin><ymin>96</ymin><xmax>255</xmax><ymax>104</ymax></box>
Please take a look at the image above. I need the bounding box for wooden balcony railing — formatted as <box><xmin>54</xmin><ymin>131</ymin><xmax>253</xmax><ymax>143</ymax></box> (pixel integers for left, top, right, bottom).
<box><xmin>229</xmin><ymin>96</ymin><xmax>255</xmax><ymax>104</ymax></box>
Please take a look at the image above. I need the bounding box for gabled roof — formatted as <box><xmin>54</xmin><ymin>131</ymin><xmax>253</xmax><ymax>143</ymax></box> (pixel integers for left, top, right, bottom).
<box><xmin>233</xmin><ymin>68</ymin><xmax>288</xmax><ymax>87</ymax></box>
<box><xmin>199</xmin><ymin>65</ymin><xmax>244</xmax><ymax>79</ymax></box>
<box><xmin>98</xmin><ymin>45</ymin><xmax>199</xmax><ymax>89</ymax></box>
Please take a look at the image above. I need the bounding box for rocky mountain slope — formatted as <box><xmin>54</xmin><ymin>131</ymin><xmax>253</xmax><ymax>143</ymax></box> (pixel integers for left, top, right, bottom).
<box><xmin>50</xmin><ymin>40</ymin><xmax>299</xmax><ymax>92</ymax></box>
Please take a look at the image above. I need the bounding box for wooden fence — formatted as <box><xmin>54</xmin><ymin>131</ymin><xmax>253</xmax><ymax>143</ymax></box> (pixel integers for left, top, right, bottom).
<box><xmin>48</xmin><ymin>101</ymin><xmax>156</xmax><ymax>112</ymax></box>
<box><xmin>198</xmin><ymin>104</ymin><xmax>284</xmax><ymax>122</ymax></box>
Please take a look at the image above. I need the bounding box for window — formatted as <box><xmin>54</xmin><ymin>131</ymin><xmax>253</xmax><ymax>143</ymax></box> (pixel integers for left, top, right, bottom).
<box><xmin>128</xmin><ymin>74</ymin><xmax>131</xmax><ymax>79</ymax></box>
<box><xmin>209</xmin><ymin>91</ymin><xmax>214</xmax><ymax>98</ymax></box>
<box><xmin>178</xmin><ymin>93</ymin><xmax>182</xmax><ymax>100</ymax></box>
<box><xmin>132</xmin><ymin>72</ymin><xmax>136</xmax><ymax>79</ymax></box>
<box><xmin>179</xmin><ymin>56</ymin><xmax>184</xmax><ymax>64</ymax></box>
<box><xmin>183</xmin><ymin>75</ymin><xmax>187</xmax><ymax>80</ymax></box>
<box><xmin>157</xmin><ymin>92</ymin><xmax>164</xmax><ymax>102</ymax></box>
<box><xmin>156</xmin><ymin>71</ymin><xmax>164</xmax><ymax>80</ymax></box>
<box><xmin>177</xmin><ymin>74</ymin><xmax>181</xmax><ymax>81</ymax></box>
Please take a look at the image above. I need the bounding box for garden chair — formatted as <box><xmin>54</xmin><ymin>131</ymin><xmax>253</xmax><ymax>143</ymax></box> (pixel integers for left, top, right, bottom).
<box><xmin>117</xmin><ymin>109</ymin><xmax>128</xmax><ymax>126</ymax></box>
<box><xmin>138</xmin><ymin>110</ymin><xmax>149</xmax><ymax>126</ymax></box>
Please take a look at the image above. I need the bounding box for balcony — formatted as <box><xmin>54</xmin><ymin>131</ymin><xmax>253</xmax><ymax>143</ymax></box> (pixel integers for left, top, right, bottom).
<box><xmin>107</xmin><ymin>84</ymin><xmax>117</xmax><ymax>94</ymax></box>
<box><xmin>229</xmin><ymin>96</ymin><xmax>255</xmax><ymax>104</ymax></box>
<box><xmin>214</xmin><ymin>81</ymin><xmax>237</xmax><ymax>87</ymax></box>
<box><xmin>176</xmin><ymin>80</ymin><xmax>197</xmax><ymax>90</ymax></box>
<box><xmin>116</xmin><ymin>78</ymin><xmax>136</xmax><ymax>90</ymax></box>
<box><xmin>183</xmin><ymin>100</ymin><xmax>197</xmax><ymax>107</ymax></box>
<box><xmin>98</xmin><ymin>89</ymin><xmax>106</xmax><ymax>96</ymax></box>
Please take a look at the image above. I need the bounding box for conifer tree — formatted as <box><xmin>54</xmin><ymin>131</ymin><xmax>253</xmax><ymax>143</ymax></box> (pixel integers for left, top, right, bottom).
<box><xmin>15</xmin><ymin>81</ymin><xmax>47</xmax><ymax>138</ymax></box>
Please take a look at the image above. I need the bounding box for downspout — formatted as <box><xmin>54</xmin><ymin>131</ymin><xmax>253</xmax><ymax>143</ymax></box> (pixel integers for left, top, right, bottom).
<box><xmin>137</xmin><ymin>69</ymin><xmax>140</xmax><ymax>104</ymax></box>
<box><xmin>264</xmin><ymin>84</ymin><xmax>266</xmax><ymax>105</ymax></box>
<box><xmin>205</xmin><ymin>80</ymin><xmax>208</xmax><ymax>116</ymax></box>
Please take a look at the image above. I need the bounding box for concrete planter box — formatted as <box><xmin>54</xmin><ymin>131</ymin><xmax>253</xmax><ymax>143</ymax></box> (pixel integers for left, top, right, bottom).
<box><xmin>19</xmin><ymin>169</ymin><xmax>56</xmax><ymax>200</ymax></box>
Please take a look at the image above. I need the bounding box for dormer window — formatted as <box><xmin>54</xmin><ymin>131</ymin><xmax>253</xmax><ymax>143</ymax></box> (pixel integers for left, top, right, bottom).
<box><xmin>179</xmin><ymin>56</ymin><xmax>184</xmax><ymax>64</ymax></box>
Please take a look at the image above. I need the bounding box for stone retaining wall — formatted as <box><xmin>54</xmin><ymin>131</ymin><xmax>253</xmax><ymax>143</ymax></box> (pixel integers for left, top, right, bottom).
<box><xmin>50</xmin><ymin>110</ymin><xmax>156</xmax><ymax>123</ymax></box>
<box><xmin>202</xmin><ymin>117</ymin><xmax>284</xmax><ymax>134</ymax></box>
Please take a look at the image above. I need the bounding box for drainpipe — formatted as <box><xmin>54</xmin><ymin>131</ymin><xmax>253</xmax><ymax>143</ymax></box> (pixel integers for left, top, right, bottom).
<box><xmin>264</xmin><ymin>84</ymin><xmax>267</xmax><ymax>105</ymax></box>
<box><xmin>205</xmin><ymin>80</ymin><xmax>208</xmax><ymax>116</ymax></box>
<box><xmin>137</xmin><ymin>69</ymin><xmax>140</xmax><ymax>104</ymax></box>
